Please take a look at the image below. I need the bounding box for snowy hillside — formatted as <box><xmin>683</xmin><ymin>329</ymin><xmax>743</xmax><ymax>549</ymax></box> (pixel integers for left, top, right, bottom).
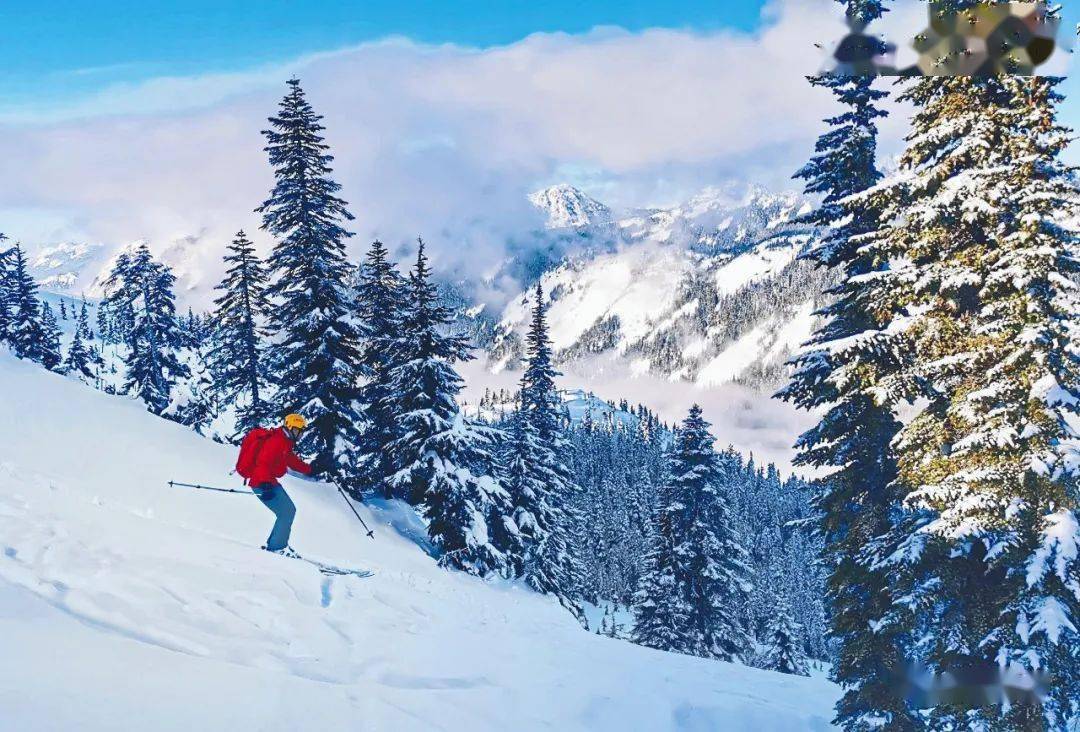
<box><xmin>0</xmin><ymin>356</ymin><xmax>838</xmax><ymax>731</ymax></box>
<box><xmin>488</xmin><ymin>183</ymin><xmax>832</xmax><ymax>389</ymax></box>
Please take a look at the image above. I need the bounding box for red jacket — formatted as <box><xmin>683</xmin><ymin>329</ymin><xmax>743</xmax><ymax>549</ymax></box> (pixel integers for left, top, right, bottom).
<box><xmin>243</xmin><ymin>427</ymin><xmax>312</xmax><ymax>488</ymax></box>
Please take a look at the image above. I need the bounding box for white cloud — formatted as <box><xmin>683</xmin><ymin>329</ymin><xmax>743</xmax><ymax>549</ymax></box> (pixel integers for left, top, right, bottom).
<box><xmin>1</xmin><ymin>0</ymin><xmax>1071</xmax><ymax>304</ymax></box>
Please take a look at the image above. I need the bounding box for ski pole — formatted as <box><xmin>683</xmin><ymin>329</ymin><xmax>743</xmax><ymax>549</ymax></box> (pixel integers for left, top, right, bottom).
<box><xmin>167</xmin><ymin>481</ymin><xmax>251</xmax><ymax>495</ymax></box>
<box><xmin>336</xmin><ymin>485</ymin><xmax>375</xmax><ymax>540</ymax></box>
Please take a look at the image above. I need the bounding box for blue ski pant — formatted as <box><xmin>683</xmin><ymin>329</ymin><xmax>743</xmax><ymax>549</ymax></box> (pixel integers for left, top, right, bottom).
<box><xmin>253</xmin><ymin>483</ymin><xmax>295</xmax><ymax>551</ymax></box>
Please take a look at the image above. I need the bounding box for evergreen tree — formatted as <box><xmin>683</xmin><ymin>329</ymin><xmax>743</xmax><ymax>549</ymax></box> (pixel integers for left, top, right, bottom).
<box><xmin>7</xmin><ymin>244</ymin><xmax>49</xmax><ymax>365</ymax></box>
<box><xmin>520</xmin><ymin>282</ymin><xmax>566</xmax><ymax>446</ymax></box>
<box><xmin>96</xmin><ymin>296</ymin><xmax>114</xmax><ymax>346</ymax></box>
<box><xmin>506</xmin><ymin>282</ymin><xmax>584</xmax><ymax>616</ymax></box>
<box><xmin>387</xmin><ymin>241</ymin><xmax>509</xmax><ymax>576</ymax></box>
<box><xmin>105</xmin><ymin>245</ymin><xmax>188</xmax><ymax>415</ymax></box>
<box><xmin>354</xmin><ymin>239</ymin><xmax>406</xmax><ymax>494</ymax></box>
<box><xmin>64</xmin><ymin>300</ymin><xmax>95</xmax><ymax>379</ymax></box>
<box><xmin>101</xmin><ymin>250</ymin><xmax>138</xmax><ymax>348</ymax></box>
<box><xmin>59</xmin><ymin>299</ymin><xmax>67</xmax><ymax>320</ymax></box>
<box><xmin>777</xmin><ymin>1</ymin><xmax>913</xmax><ymax>726</ymax></box>
<box><xmin>856</xmin><ymin>71</ymin><xmax>1080</xmax><ymax>730</ymax></box>
<box><xmin>208</xmin><ymin>231</ymin><xmax>273</xmax><ymax>437</ymax></box>
<box><xmin>761</xmin><ymin>590</ymin><xmax>810</xmax><ymax>677</ymax></box>
<box><xmin>634</xmin><ymin>406</ymin><xmax>751</xmax><ymax>661</ymax></box>
<box><xmin>632</xmin><ymin>472</ymin><xmax>692</xmax><ymax>653</ymax></box>
<box><xmin>39</xmin><ymin>301</ymin><xmax>62</xmax><ymax>371</ymax></box>
<box><xmin>258</xmin><ymin>78</ymin><xmax>363</xmax><ymax>482</ymax></box>
<box><xmin>493</xmin><ymin>406</ymin><xmax>533</xmax><ymax>575</ymax></box>
<box><xmin>760</xmin><ymin>570</ymin><xmax>812</xmax><ymax>678</ymax></box>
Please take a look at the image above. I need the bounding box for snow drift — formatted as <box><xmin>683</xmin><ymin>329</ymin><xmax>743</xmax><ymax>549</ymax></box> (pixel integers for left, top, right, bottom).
<box><xmin>0</xmin><ymin>355</ymin><xmax>838</xmax><ymax>731</ymax></box>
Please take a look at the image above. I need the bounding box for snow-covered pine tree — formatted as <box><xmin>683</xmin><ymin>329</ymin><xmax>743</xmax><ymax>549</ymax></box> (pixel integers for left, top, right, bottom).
<box><xmin>64</xmin><ymin>300</ymin><xmax>95</xmax><ymax>379</ymax></box>
<box><xmin>116</xmin><ymin>245</ymin><xmax>188</xmax><ymax>415</ymax></box>
<box><xmin>179</xmin><ymin>308</ymin><xmax>200</xmax><ymax>350</ymax></box>
<box><xmin>682</xmin><ymin>406</ymin><xmax>752</xmax><ymax>660</ymax></box>
<box><xmin>387</xmin><ymin>241</ymin><xmax>509</xmax><ymax>576</ymax></box>
<box><xmin>506</xmin><ymin>282</ymin><xmax>584</xmax><ymax>616</ymax></box>
<box><xmin>208</xmin><ymin>231</ymin><xmax>273</xmax><ymax>437</ymax></box>
<box><xmin>632</xmin><ymin>478</ymin><xmax>692</xmax><ymax>654</ymax></box>
<box><xmin>519</xmin><ymin>282</ymin><xmax>566</xmax><ymax>447</ymax></box>
<box><xmin>760</xmin><ymin>584</ymin><xmax>810</xmax><ymax>677</ymax></box>
<box><xmin>633</xmin><ymin>405</ymin><xmax>751</xmax><ymax>661</ymax></box>
<box><xmin>101</xmin><ymin>250</ymin><xmax>140</xmax><ymax>349</ymax></box>
<box><xmin>859</xmin><ymin>69</ymin><xmax>1080</xmax><ymax>729</ymax></box>
<box><xmin>59</xmin><ymin>299</ymin><xmax>67</xmax><ymax>321</ymax></box>
<box><xmin>777</xmin><ymin>0</ymin><xmax>913</xmax><ymax>725</ymax></box>
<box><xmin>81</xmin><ymin>299</ymin><xmax>97</xmax><ymax>341</ymax></box>
<box><xmin>354</xmin><ymin>239</ymin><xmax>406</xmax><ymax>495</ymax></box>
<box><xmin>39</xmin><ymin>301</ymin><xmax>62</xmax><ymax>371</ymax></box>
<box><xmin>96</xmin><ymin>295</ymin><xmax>114</xmax><ymax>346</ymax></box>
<box><xmin>493</xmin><ymin>406</ymin><xmax>534</xmax><ymax>576</ymax></box>
<box><xmin>7</xmin><ymin>244</ymin><xmax>49</xmax><ymax>365</ymax></box>
<box><xmin>258</xmin><ymin>78</ymin><xmax>363</xmax><ymax>483</ymax></box>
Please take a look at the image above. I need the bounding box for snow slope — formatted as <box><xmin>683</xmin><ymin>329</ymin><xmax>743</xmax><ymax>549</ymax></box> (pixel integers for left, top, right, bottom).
<box><xmin>0</xmin><ymin>356</ymin><xmax>838</xmax><ymax>731</ymax></box>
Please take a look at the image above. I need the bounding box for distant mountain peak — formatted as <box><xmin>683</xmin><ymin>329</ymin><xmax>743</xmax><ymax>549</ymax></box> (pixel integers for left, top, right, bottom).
<box><xmin>528</xmin><ymin>184</ymin><xmax>613</xmax><ymax>229</ymax></box>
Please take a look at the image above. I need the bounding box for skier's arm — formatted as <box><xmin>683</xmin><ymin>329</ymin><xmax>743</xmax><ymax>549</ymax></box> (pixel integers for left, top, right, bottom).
<box><xmin>286</xmin><ymin>451</ymin><xmax>313</xmax><ymax>476</ymax></box>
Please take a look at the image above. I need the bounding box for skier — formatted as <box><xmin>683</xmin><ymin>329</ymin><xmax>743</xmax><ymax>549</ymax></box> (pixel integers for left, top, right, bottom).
<box><xmin>235</xmin><ymin>413</ymin><xmax>314</xmax><ymax>556</ymax></box>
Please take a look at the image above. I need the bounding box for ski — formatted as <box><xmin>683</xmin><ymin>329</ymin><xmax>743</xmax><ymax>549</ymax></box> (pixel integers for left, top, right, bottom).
<box><xmin>303</xmin><ymin>558</ymin><xmax>374</xmax><ymax>579</ymax></box>
<box><xmin>262</xmin><ymin>546</ymin><xmax>374</xmax><ymax>578</ymax></box>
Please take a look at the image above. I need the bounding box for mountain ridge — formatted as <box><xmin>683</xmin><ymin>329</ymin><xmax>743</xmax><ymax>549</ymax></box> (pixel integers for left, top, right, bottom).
<box><xmin>24</xmin><ymin>181</ymin><xmax>831</xmax><ymax>391</ymax></box>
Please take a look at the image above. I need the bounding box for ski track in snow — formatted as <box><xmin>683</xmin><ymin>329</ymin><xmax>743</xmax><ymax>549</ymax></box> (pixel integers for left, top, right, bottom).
<box><xmin>0</xmin><ymin>355</ymin><xmax>838</xmax><ymax>731</ymax></box>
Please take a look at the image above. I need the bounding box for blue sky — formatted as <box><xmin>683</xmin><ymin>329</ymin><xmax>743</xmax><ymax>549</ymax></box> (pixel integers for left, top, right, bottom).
<box><xmin>0</xmin><ymin>1</ymin><xmax>767</xmax><ymax>107</ymax></box>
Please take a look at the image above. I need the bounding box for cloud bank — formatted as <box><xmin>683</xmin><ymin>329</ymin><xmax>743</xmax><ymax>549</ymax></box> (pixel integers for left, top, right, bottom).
<box><xmin>0</xmin><ymin>0</ymin><xmax>1046</xmax><ymax>304</ymax></box>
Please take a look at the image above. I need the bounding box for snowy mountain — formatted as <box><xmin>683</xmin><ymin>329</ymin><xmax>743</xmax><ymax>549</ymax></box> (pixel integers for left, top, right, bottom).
<box><xmin>23</xmin><ymin>232</ymin><xmax>221</xmax><ymax>304</ymax></box>
<box><xmin>528</xmin><ymin>184</ymin><xmax>613</xmax><ymax>229</ymax></box>
<box><xmin>22</xmin><ymin>181</ymin><xmax>829</xmax><ymax>392</ymax></box>
<box><xmin>0</xmin><ymin>354</ymin><xmax>838</xmax><ymax>730</ymax></box>
<box><xmin>28</xmin><ymin>241</ymin><xmax>111</xmax><ymax>294</ymax></box>
<box><xmin>485</xmin><ymin>183</ymin><xmax>831</xmax><ymax>390</ymax></box>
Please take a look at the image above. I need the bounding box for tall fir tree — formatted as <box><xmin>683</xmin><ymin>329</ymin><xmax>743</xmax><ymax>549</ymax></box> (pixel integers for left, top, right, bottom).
<box><xmin>39</xmin><ymin>301</ymin><xmax>62</xmax><ymax>372</ymax></box>
<box><xmin>7</xmin><ymin>244</ymin><xmax>49</xmax><ymax>365</ymax></box>
<box><xmin>777</xmin><ymin>0</ymin><xmax>916</xmax><ymax>727</ymax></box>
<box><xmin>257</xmin><ymin>78</ymin><xmax>364</xmax><ymax>482</ymax></box>
<box><xmin>855</xmin><ymin>69</ymin><xmax>1080</xmax><ymax>730</ymax></box>
<box><xmin>387</xmin><ymin>241</ymin><xmax>509</xmax><ymax>576</ymax></box>
<box><xmin>760</xmin><ymin>589</ymin><xmax>810</xmax><ymax>677</ymax></box>
<box><xmin>760</xmin><ymin>565</ymin><xmax>812</xmax><ymax>682</ymax></box>
<box><xmin>354</xmin><ymin>239</ymin><xmax>406</xmax><ymax>494</ymax></box>
<box><xmin>633</xmin><ymin>406</ymin><xmax>751</xmax><ymax>660</ymax></box>
<box><xmin>631</xmin><ymin>477</ymin><xmax>692</xmax><ymax>653</ymax></box>
<box><xmin>101</xmin><ymin>250</ymin><xmax>139</xmax><ymax>349</ymax></box>
<box><xmin>208</xmin><ymin>231</ymin><xmax>274</xmax><ymax>438</ymax></box>
<box><xmin>105</xmin><ymin>244</ymin><xmax>188</xmax><ymax>415</ymax></box>
<box><xmin>64</xmin><ymin>300</ymin><xmax>96</xmax><ymax>379</ymax></box>
<box><xmin>507</xmin><ymin>282</ymin><xmax>584</xmax><ymax>617</ymax></box>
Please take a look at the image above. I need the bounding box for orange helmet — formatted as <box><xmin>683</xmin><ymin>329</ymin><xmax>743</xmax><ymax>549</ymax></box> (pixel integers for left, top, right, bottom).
<box><xmin>284</xmin><ymin>414</ymin><xmax>308</xmax><ymax>430</ymax></box>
